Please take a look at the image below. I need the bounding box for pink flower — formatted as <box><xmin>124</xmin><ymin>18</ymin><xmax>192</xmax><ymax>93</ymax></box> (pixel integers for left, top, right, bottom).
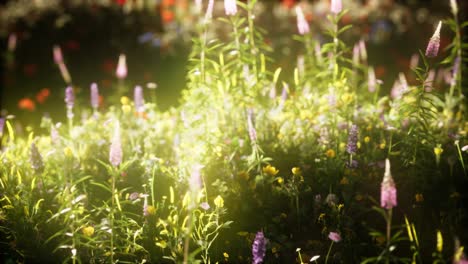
<box><xmin>330</xmin><ymin>0</ymin><xmax>342</xmax><ymax>14</ymax></box>
<box><xmin>328</xmin><ymin>232</ymin><xmax>341</xmax><ymax>242</ymax></box>
<box><xmin>224</xmin><ymin>0</ymin><xmax>237</xmax><ymax>16</ymax></box>
<box><xmin>116</xmin><ymin>54</ymin><xmax>127</xmax><ymax>79</ymax></box>
<box><xmin>90</xmin><ymin>83</ymin><xmax>99</xmax><ymax>109</ymax></box>
<box><xmin>109</xmin><ymin>121</ymin><xmax>123</xmax><ymax>167</ymax></box>
<box><xmin>381</xmin><ymin>159</ymin><xmax>397</xmax><ymax>209</ymax></box>
<box><xmin>295</xmin><ymin>6</ymin><xmax>310</xmax><ymax>35</ymax></box>
<box><xmin>425</xmin><ymin>21</ymin><xmax>442</xmax><ymax>58</ymax></box>
<box><xmin>368</xmin><ymin>66</ymin><xmax>376</xmax><ymax>93</ymax></box>
<box><xmin>53</xmin><ymin>45</ymin><xmax>63</xmax><ymax>64</ymax></box>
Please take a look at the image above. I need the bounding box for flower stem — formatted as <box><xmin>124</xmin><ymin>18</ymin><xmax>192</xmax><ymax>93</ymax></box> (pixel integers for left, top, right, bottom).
<box><xmin>325</xmin><ymin>241</ymin><xmax>334</xmax><ymax>264</ymax></box>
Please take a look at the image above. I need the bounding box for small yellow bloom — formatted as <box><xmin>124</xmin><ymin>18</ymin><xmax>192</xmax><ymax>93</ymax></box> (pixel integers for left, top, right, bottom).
<box><xmin>263</xmin><ymin>165</ymin><xmax>279</xmax><ymax>176</ymax></box>
<box><xmin>291</xmin><ymin>167</ymin><xmax>302</xmax><ymax>175</ymax></box>
<box><xmin>340</xmin><ymin>177</ymin><xmax>349</xmax><ymax>185</ymax></box>
<box><xmin>82</xmin><ymin>226</ymin><xmax>94</xmax><ymax>237</ymax></box>
<box><xmin>434</xmin><ymin>146</ymin><xmax>443</xmax><ymax>156</ymax></box>
<box><xmin>415</xmin><ymin>193</ymin><xmax>424</xmax><ymax>203</ymax></box>
<box><xmin>120</xmin><ymin>96</ymin><xmax>130</xmax><ymax>105</ymax></box>
<box><xmin>339</xmin><ymin>142</ymin><xmax>346</xmax><ymax>152</ymax></box>
<box><xmin>223</xmin><ymin>252</ymin><xmax>229</xmax><ymax>258</ymax></box>
<box><xmin>364</xmin><ymin>136</ymin><xmax>370</xmax><ymax>143</ymax></box>
<box><xmin>277</xmin><ymin>177</ymin><xmax>284</xmax><ymax>184</ymax></box>
<box><xmin>156</xmin><ymin>240</ymin><xmax>167</xmax><ymax>249</ymax></box>
<box><xmin>326</xmin><ymin>149</ymin><xmax>336</xmax><ymax>158</ymax></box>
<box><xmin>318</xmin><ymin>213</ymin><xmax>326</xmax><ymax>221</ymax></box>
<box><xmin>338</xmin><ymin>204</ymin><xmax>344</xmax><ymax>211</ymax></box>
<box><xmin>379</xmin><ymin>141</ymin><xmax>386</xmax><ymax>149</ymax></box>
<box><xmin>357</xmin><ymin>142</ymin><xmax>361</xmax><ymax>149</ymax></box>
<box><xmin>214</xmin><ymin>195</ymin><xmax>224</xmax><ymax>208</ymax></box>
<box><xmin>436</xmin><ymin>230</ymin><xmax>443</xmax><ymax>253</ymax></box>
<box><xmin>64</xmin><ymin>147</ymin><xmax>73</xmax><ymax>157</ymax></box>
<box><xmin>146</xmin><ymin>205</ymin><xmax>156</xmax><ymax>215</ymax></box>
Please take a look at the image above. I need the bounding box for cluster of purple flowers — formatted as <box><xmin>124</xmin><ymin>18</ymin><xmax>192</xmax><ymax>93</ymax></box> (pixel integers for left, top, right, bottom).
<box><xmin>346</xmin><ymin>124</ymin><xmax>358</xmax><ymax>155</ymax></box>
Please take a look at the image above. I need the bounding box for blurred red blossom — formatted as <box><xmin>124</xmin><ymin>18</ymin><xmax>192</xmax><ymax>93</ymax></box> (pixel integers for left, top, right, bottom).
<box><xmin>18</xmin><ymin>98</ymin><xmax>36</xmax><ymax>111</ymax></box>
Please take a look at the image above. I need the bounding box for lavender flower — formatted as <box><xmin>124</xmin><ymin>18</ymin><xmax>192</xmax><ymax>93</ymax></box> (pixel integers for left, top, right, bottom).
<box><xmin>30</xmin><ymin>143</ymin><xmax>44</xmax><ymax>173</ymax></box>
<box><xmin>295</xmin><ymin>6</ymin><xmax>310</xmax><ymax>35</ymax></box>
<box><xmin>247</xmin><ymin>109</ymin><xmax>257</xmax><ymax>143</ymax></box>
<box><xmin>0</xmin><ymin>117</ymin><xmax>5</xmax><ymax>137</ymax></box>
<box><xmin>328</xmin><ymin>232</ymin><xmax>342</xmax><ymax>242</ymax></box>
<box><xmin>200</xmin><ymin>202</ymin><xmax>210</xmax><ymax>210</ymax></box>
<box><xmin>330</xmin><ymin>0</ymin><xmax>342</xmax><ymax>14</ymax></box>
<box><xmin>425</xmin><ymin>21</ymin><xmax>442</xmax><ymax>58</ymax></box>
<box><xmin>346</xmin><ymin>124</ymin><xmax>358</xmax><ymax>155</ymax></box>
<box><xmin>134</xmin><ymin>85</ymin><xmax>144</xmax><ymax>113</ymax></box>
<box><xmin>205</xmin><ymin>0</ymin><xmax>214</xmax><ymax>22</ymax></box>
<box><xmin>359</xmin><ymin>39</ymin><xmax>367</xmax><ymax>62</ymax></box>
<box><xmin>109</xmin><ymin>121</ymin><xmax>122</xmax><ymax>167</ymax></box>
<box><xmin>224</xmin><ymin>0</ymin><xmax>237</xmax><ymax>16</ymax></box>
<box><xmin>51</xmin><ymin>125</ymin><xmax>60</xmax><ymax>145</ymax></box>
<box><xmin>116</xmin><ymin>54</ymin><xmax>127</xmax><ymax>79</ymax></box>
<box><xmin>53</xmin><ymin>45</ymin><xmax>63</xmax><ymax>64</ymax></box>
<box><xmin>252</xmin><ymin>231</ymin><xmax>266</xmax><ymax>264</ymax></box>
<box><xmin>90</xmin><ymin>83</ymin><xmax>99</xmax><ymax>109</ymax></box>
<box><xmin>381</xmin><ymin>159</ymin><xmax>397</xmax><ymax>209</ymax></box>
<box><xmin>65</xmin><ymin>86</ymin><xmax>75</xmax><ymax>108</ymax></box>
<box><xmin>368</xmin><ymin>67</ymin><xmax>376</xmax><ymax>93</ymax></box>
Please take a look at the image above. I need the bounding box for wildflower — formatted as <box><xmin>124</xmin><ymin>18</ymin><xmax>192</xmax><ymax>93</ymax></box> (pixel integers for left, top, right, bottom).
<box><xmin>330</xmin><ymin>0</ymin><xmax>342</xmax><ymax>14</ymax></box>
<box><xmin>252</xmin><ymin>231</ymin><xmax>267</xmax><ymax>264</ymax></box>
<box><xmin>381</xmin><ymin>159</ymin><xmax>397</xmax><ymax>209</ymax></box>
<box><xmin>353</xmin><ymin>43</ymin><xmax>360</xmax><ymax>65</ymax></box>
<box><xmin>325</xmin><ymin>193</ymin><xmax>338</xmax><ymax>206</ymax></box>
<box><xmin>415</xmin><ymin>193</ymin><xmax>424</xmax><ymax>203</ymax></box>
<box><xmin>434</xmin><ymin>145</ymin><xmax>443</xmax><ymax>156</ymax></box>
<box><xmin>364</xmin><ymin>136</ymin><xmax>370</xmax><ymax>143</ymax></box>
<box><xmin>277</xmin><ymin>177</ymin><xmax>284</xmax><ymax>184</ymax></box>
<box><xmin>30</xmin><ymin>143</ymin><xmax>44</xmax><ymax>173</ymax></box>
<box><xmin>134</xmin><ymin>85</ymin><xmax>144</xmax><ymax>113</ymax></box>
<box><xmin>145</xmin><ymin>205</ymin><xmax>156</xmax><ymax>216</ymax></box>
<box><xmin>295</xmin><ymin>6</ymin><xmax>310</xmax><ymax>35</ymax></box>
<box><xmin>0</xmin><ymin>117</ymin><xmax>5</xmax><ymax>137</ymax></box>
<box><xmin>121</xmin><ymin>96</ymin><xmax>130</xmax><ymax>105</ymax></box>
<box><xmin>65</xmin><ymin>86</ymin><xmax>75</xmax><ymax>108</ymax></box>
<box><xmin>425</xmin><ymin>21</ymin><xmax>442</xmax><ymax>58</ymax></box>
<box><xmin>310</xmin><ymin>255</ymin><xmax>320</xmax><ymax>262</ymax></box>
<box><xmin>450</xmin><ymin>0</ymin><xmax>458</xmax><ymax>16</ymax></box>
<box><xmin>8</xmin><ymin>33</ymin><xmax>17</xmax><ymax>52</ymax></box>
<box><xmin>328</xmin><ymin>232</ymin><xmax>342</xmax><ymax>242</ymax></box>
<box><xmin>189</xmin><ymin>164</ymin><xmax>203</xmax><ymax>194</ymax></box>
<box><xmin>214</xmin><ymin>195</ymin><xmax>224</xmax><ymax>208</ymax></box>
<box><xmin>359</xmin><ymin>39</ymin><xmax>367</xmax><ymax>62</ymax></box>
<box><xmin>18</xmin><ymin>98</ymin><xmax>36</xmax><ymax>111</ymax></box>
<box><xmin>36</xmin><ymin>88</ymin><xmax>50</xmax><ymax>104</ymax></box>
<box><xmin>109</xmin><ymin>121</ymin><xmax>122</xmax><ymax>167</ymax></box>
<box><xmin>223</xmin><ymin>252</ymin><xmax>229</xmax><ymax>259</ymax></box>
<box><xmin>53</xmin><ymin>45</ymin><xmax>63</xmax><ymax>64</ymax></box>
<box><xmin>247</xmin><ymin>109</ymin><xmax>257</xmax><ymax>143</ymax></box>
<box><xmin>90</xmin><ymin>83</ymin><xmax>99</xmax><ymax>109</ymax></box>
<box><xmin>200</xmin><ymin>202</ymin><xmax>210</xmax><ymax>210</ymax></box>
<box><xmin>263</xmin><ymin>165</ymin><xmax>279</xmax><ymax>176</ymax></box>
<box><xmin>224</xmin><ymin>0</ymin><xmax>237</xmax><ymax>16</ymax></box>
<box><xmin>291</xmin><ymin>167</ymin><xmax>301</xmax><ymax>175</ymax></box>
<box><xmin>129</xmin><ymin>192</ymin><xmax>140</xmax><ymax>200</ymax></box>
<box><xmin>436</xmin><ymin>230</ymin><xmax>443</xmax><ymax>253</ymax></box>
<box><xmin>346</xmin><ymin>124</ymin><xmax>358</xmax><ymax>155</ymax></box>
<box><xmin>204</xmin><ymin>0</ymin><xmax>214</xmax><ymax>22</ymax></box>
<box><xmin>116</xmin><ymin>54</ymin><xmax>127</xmax><ymax>79</ymax></box>
<box><xmin>326</xmin><ymin>149</ymin><xmax>336</xmax><ymax>158</ymax></box>
<box><xmin>82</xmin><ymin>226</ymin><xmax>95</xmax><ymax>237</ymax></box>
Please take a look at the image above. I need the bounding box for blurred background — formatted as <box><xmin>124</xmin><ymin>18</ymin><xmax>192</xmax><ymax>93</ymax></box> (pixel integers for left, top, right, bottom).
<box><xmin>0</xmin><ymin>0</ymin><xmax>466</xmax><ymax>127</ymax></box>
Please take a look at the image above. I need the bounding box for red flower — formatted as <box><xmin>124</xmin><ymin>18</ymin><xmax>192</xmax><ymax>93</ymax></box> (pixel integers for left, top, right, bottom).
<box><xmin>281</xmin><ymin>0</ymin><xmax>295</xmax><ymax>9</ymax></box>
<box><xmin>18</xmin><ymin>98</ymin><xmax>36</xmax><ymax>111</ymax></box>
<box><xmin>162</xmin><ymin>10</ymin><xmax>174</xmax><ymax>23</ymax></box>
<box><xmin>116</xmin><ymin>0</ymin><xmax>126</xmax><ymax>5</ymax></box>
<box><xmin>36</xmin><ymin>88</ymin><xmax>50</xmax><ymax>104</ymax></box>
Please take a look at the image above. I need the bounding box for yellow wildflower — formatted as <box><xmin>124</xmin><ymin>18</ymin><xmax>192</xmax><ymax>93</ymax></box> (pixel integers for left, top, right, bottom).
<box><xmin>291</xmin><ymin>167</ymin><xmax>302</xmax><ymax>175</ymax></box>
<box><xmin>339</xmin><ymin>142</ymin><xmax>346</xmax><ymax>152</ymax></box>
<box><xmin>326</xmin><ymin>149</ymin><xmax>336</xmax><ymax>158</ymax></box>
<box><xmin>64</xmin><ymin>147</ymin><xmax>73</xmax><ymax>157</ymax></box>
<box><xmin>415</xmin><ymin>193</ymin><xmax>424</xmax><ymax>203</ymax></box>
<box><xmin>434</xmin><ymin>145</ymin><xmax>443</xmax><ymax>156</ymax></box>
<box><xmin>338</xmin><ymin>204</ymin><xmax>344</xmax><ymax>212</ymax></box>
<box><xmin>436</xmin><ymin>230</ymin><xmax>443</xmax><ymax>253</ymax></box>
<box><xmin>122</xmin><ymin>104</ymin><xmax>131</xmax><ymax>114</ymax></box>
<box><xmin>340</xmin><ymin>177</ymin><xmax>349</xmax><ymax>185</ymax></box>
<box><xmin>82</xmin><ymin>226</ymin><xmax>94</xmax><ymax>237</ymax></box>
<box><xmin>318</xmin><ymin>213</ymin><xmax>326</xmax><ymax>221</ymax></box>
<box><xmin>379</xmin><ymin>141</ymin><xmax>386</xmax><ymax>149</ymax></box>
<box><xmin>214</xmin><ymin>195</ymin><xmax>224</xmax><ymax>208</ymax></box>
<box><xmin>277</xmin><ymin>177</ymin><xmax>284</xmax><ymax>184</ymax></box>
<box><xmin>223</xmin><ymin>252</ymin><xmax>229</xmax><ymax>259</ymax></box>
<box><xmin>120</xmin><ymin>96</ymin><xmax>130</xmax><ymax>105</ymax></box>
<box><xmin>364</xmin><ymin>136</ymin><xmax>370</xmax><ymax>143</ymax></box>
<box><xmin>263</xmin><ymin>165</ymin><xmax>279</xmax><ymax>176</ymax></box>
<box><xmin>146</xmin><ymin>205</ymin><xmax>156</xmax><ymax>215</ymax></box>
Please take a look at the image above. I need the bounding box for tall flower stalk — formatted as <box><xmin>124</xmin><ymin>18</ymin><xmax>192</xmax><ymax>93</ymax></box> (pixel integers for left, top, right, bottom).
<box><xmin>65</xmin><ymin>86</ymin><xmax>75</xmax><ymax>131</ymax></box>
<box><xmin>381</xmin><ymin>159</ymin><xmax>397</xmax><ymax>263</ymax></box>
<box><xmin>109</xmin><ymin>120</ymin><xmax>122</xmax><ymax>263</ymax></box>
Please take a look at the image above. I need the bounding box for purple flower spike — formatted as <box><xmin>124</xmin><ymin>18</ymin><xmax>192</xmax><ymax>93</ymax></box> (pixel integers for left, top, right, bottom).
<box><xmin>252</xmin><ymin>231</ymin><xmax>267</xmax><ymax>264</ymax></box>
<box><xmin>116</xmin><ymin>54</ymin><xmax>127</xmax><ymax>79</ymax></box>
<box><xmin>90</xmin><ymin>83</ymin><xmax>99</xmax><ymax>109</ymax></box>
<box><xmin>330</xmin><ymin>0</ymin><xmax>342</xmax><ymax>14</ymax></box>
<box><xmin>30</xmin><ymin>143</ymin><xmax>44</xmax><ymax>173</ymax></box>
<box><xmin>224</xmin><ymin>0</ymin><xmax>237</xmax><ymax>16</ymax></box>
<box><xmin>109</xmin><ymin>121</ymin><xmax>122</xmax><ymax>167</ymax></box>
<box><xmin>346</xmin><ymin>124</ymin><xmax>358</xmax><ymax>155</ymax></box>
<box><xmin>53</xmin><ymin>45</ymin><xmax>63</xmax><ymax>64</ymax></box>
<box><xmin>65</xmin><ymin>86</ymin><xmax>75</xmax><ymax>108</ymax></box>
<box><xmin>381</xmin><ymin>159</ymin><xmax>397</xmax><ymax>209</ymax></box>
<box><xmin>134</xmin><ymin>85</ymin><xmax>144</xmax><ymax>113</ymax></box>
<box><xmin>295</xmin><ymin>6</ymin><xmax>310</xmax><ymax>35</ymax></box>
<box><xmin>247</xmin><ymin>109</ymin><xmax>257</xmax><ymax>143</ymax></box>
<box><xmin>425</xmin><ymin>21</ymin><xmax>442</xmax><ymax>58</ymax></box>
